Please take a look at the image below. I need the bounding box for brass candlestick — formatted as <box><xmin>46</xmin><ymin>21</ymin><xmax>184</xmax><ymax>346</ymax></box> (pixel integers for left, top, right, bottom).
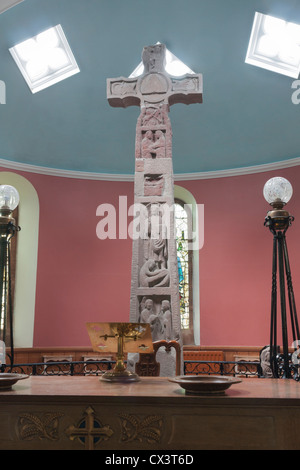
<box><xmin>86</xmin><ymin>322</ymin><xmax>153</xmax><ymax>382</ymax></box>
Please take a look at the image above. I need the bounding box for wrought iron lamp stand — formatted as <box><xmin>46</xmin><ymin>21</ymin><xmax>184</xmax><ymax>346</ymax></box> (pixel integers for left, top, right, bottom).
<box><xmin>264</xmin><ymin>201</ymin><xmax>300</xmax><ymax>379</ymax></box>
<box><xmin>0</xmin><ymin>185</ymin><xmax>20</xmax><ymax>371</ymax></box>
<box><xmin>0</xmin><ymin>209</ymin><xmax>20</xmax><ymax>369</ymax></box>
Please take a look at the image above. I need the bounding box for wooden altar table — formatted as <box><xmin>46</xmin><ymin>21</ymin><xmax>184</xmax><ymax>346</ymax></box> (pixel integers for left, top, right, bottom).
<box><xmin>1</xmin><ymin>376</ymin><xmax>300</xmax><ymax>450</ymax></box>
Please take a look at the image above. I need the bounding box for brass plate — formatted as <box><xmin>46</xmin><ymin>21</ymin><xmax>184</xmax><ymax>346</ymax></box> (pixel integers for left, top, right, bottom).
<box><xmin>0</xmin><ymin>373</ymin><xmax>29</xmax><ymax>390</ymax></box>
<box><xmin>168</xmin><ymin>375</ymin><xmax>242</xmax><ymax>395</ymax></box>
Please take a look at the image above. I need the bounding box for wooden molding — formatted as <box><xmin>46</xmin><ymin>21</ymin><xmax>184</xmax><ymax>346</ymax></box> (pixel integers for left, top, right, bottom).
<box><xmin>1</xmin><ymin>157</ymin><xmax>300</xmax><ymax>181</ymax></box>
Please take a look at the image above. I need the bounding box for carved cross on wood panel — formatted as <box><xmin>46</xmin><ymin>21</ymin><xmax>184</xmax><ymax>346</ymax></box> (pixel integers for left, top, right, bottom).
<box><xmin>65</xmin><ymin>406</ymin><xmax>113</xmax><ymax>450</ymax></box>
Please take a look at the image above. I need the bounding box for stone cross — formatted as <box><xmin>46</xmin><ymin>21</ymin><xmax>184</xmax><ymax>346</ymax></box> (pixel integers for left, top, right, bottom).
<box><xmin>107</xmin><ymin>44</ymin><xmax>202</xmax><ymax>369</ymax></box>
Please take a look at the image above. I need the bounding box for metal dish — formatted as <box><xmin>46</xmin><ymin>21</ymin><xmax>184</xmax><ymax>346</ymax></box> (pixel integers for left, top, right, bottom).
<box><xmin>168</xmin><ymin>375</ymin><xmax>242</xmax><ymax>395</ymax></box>
<box><xmin>0</xmin><ymin>373</ymin><xmax>29</xmax><ymax>390</ymax></box>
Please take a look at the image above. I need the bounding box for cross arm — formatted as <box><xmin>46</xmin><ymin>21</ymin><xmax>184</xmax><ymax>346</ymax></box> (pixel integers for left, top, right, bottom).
<box><xmin>107</xmin><ymin>76</ymin><xmax>140</xmax><ymax>108</ymax></box>
<box><xmin>168</xmin><ymin>74</ymin><xmax>203</xmax><ymax>106</ymax></box>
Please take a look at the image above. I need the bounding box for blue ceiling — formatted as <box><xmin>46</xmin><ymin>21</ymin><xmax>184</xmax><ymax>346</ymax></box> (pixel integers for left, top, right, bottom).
<box><xmin>0</xmin><ymin>0</ymin><xmax>300</xmax><ymax>176</ymax></box>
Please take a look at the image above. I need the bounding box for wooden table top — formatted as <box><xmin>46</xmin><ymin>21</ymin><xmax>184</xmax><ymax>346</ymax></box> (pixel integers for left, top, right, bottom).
<box><xmin>1</xmin><ymin>376</ymin><xmax>300</xmax><ymax>406</ymax></box>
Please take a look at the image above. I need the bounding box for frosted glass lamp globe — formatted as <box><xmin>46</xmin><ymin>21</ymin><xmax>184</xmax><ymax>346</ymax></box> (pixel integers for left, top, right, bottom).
<box><xmin>263</xmin><ymin>177</ymin><xmax>293</xmax><ymax>206</ymax></box>
<box><xmin>0</xmin><ymin>185</ymin><xmax>20</xmax><ymax>211</ymax></box>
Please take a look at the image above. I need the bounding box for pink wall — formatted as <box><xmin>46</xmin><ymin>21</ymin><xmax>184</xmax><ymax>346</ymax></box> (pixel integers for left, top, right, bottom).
<box><xmin>2</xmin><ymin>165</ymin><xmax>300</xmax><ymax>348</ymax></box>
<box><xmin>180</xmin><ymin>167</ymin><xmax>300</xmax><ymax>347</ymax></box>
<box><xmin>31</xmin><ymin>175</ymin><xmax>134</xmax><ymax>347</ymax></box>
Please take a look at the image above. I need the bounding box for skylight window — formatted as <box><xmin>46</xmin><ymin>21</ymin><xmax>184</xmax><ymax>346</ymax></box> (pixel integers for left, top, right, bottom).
<box><xmin>129</xmin><ymin>43</ymin><xmax>194</xmax><ymax>78</ymax></box>
<box><xmin>0</xmin><ymin>0</ymin><xmax>24</xmax><ymax>14</ymax></box>
<box><xmin>245</xmin><ymin>12</ymin><xmax>300</xmax><ymax>78</ymax></box>
<box><xmin>9</xmin><ymin>24</ymin><xmax>80</xmax><ymax>93</ymax></box>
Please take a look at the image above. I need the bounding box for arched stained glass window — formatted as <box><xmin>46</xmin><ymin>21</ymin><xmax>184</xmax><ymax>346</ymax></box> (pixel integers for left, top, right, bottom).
<box><xmin>175</xmin><ymin>200</ymin><xmax>193</xmax><ymax>342</ymax></box>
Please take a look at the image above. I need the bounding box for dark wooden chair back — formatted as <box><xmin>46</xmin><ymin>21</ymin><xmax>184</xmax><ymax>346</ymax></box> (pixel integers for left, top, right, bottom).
<box><xmin>135</xmin><ymin>340</ymin><xmax>181</xmax><ymax>376</ymax></box>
